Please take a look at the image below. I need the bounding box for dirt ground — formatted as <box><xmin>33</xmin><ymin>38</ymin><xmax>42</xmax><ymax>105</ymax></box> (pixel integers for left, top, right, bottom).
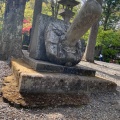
<box><xmin>0</xmin><ymin>60</ymin><xmax>120</xmax><ymax>120</ymax></box>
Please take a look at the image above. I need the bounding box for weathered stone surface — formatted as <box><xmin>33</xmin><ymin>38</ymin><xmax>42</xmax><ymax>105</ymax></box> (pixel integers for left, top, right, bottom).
<box><xmin>11</xmin><ymin>58</ymin><xmax>117</xmax><ymax>94</ymax></box>
<box><xmin>29</xmin><ymin>14</ymin><xmax>55</xmax><ymax>60</ymax></box>
<box><xmin>18</xmin><ymin>73</ymin><xmax>117</xmax><ymax>94</ymax></box>
<box><xmin>65</xmin><ymin>0</ymin><xmax>102</xmax><ymax>46</ymax></box>
<box><xmin>45</xmin><ymin>21</ymin><xmax>85</xmax><ymax>66</ymax></box>
<box><xmin>29</xmin><ymin>14</ymin><xmax>85</xmax><ymax>66</ymax></box>
<box><xmin>23</xmin><ymin>50</ymin><xmax>95</xmax><ymax>76</ymax></box>
<box><xmin>2</xmin><ymin>75</ymin><xmax>89</xmax><ymax>107</ymax></box>
<box><xmin>29</xmin><ymin>0</ymin><xmax>102</xmax><ymax>66</ymax></box>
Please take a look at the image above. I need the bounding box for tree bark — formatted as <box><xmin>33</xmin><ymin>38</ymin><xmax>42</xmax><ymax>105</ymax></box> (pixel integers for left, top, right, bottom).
<box><xmin>82</xmin><ymin>0</ymin><xmax>103</xmax><ymax>63</ymax></box>
<box><xmin>1</xmin><ymin>0</ymin><xmax>27</xmax><ymax>60</ymax></box>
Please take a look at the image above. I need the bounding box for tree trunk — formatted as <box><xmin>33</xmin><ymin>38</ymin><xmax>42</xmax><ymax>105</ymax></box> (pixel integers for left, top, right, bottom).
<box><xmin>1</xmin><ymin>0</ymin><xmax>27</xmax><ymax>60</ymax></box>
<box><xmin>82</xmin><ymin>0</ymin><xmax>103</xmax><ymax>63</ymax></box>
<box><xmin>103</xmin><ymin>1</ymin><xmax>112</xmax><ymax>30</ymax></box>
<box><xmin>29</xmin><ymin>0</ymin><xmax>42</xmax><ymax>52</ymax></box>
<box><xmin>103</xmin><ymin>12</ymin><xmax>111</xmax><ymax>31</ymax></box>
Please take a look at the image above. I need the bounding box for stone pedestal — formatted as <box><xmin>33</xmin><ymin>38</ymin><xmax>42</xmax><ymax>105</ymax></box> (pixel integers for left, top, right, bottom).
<box><xmin>11</xmin><ymin>56</ymin><xmax>116</xmax><ymax>94</ymax></box>
<box><xmin>24</xmin><ymin>50</ymin><xmax>95</xmax><ymax>76</ymax></box>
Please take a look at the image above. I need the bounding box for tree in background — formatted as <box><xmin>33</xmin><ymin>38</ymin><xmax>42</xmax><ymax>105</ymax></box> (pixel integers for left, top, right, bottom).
<box><xmin>96</xmin><ymin>28</ymin><xmax>120</xmax><ymax>62</ymax></box>
<box><xmin>1</xmin><ymin>0</ymin><xmax>27</xmax><ymax>60</ymax></box>
<box><xmin>102</xmin><ymin>0</ymin><xmax>120</xmax><ymax>30</ymax></box>
<box><xmin>1</xmin><ymin>0</ymin><xmax>119</xmax><ymax>63</ymax></box>
<box><xmin>50</xmin><ymin>0</ymin><xmax>59</xmax><ymax>18</ymax></box>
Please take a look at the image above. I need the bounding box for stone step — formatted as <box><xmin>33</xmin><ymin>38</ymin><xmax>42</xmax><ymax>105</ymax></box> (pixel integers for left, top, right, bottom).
<box><xmin>22</xmin><ymin>50</ymin><xmax>96</xmax><ymax>76</ymax></box>
<box><xmin>11</xmin><ymin>59</ymin><xmax>117</xmax><ymax>94</ymax></box>
<box><xmin>2</xmin><ymin>75</ymin><xmax>89</xmax><ymax>108</ymax></box>
<box><xmin>2</xmin><ymin>59</ymin><xmax>117</xmax><ymax>108</ymax></box>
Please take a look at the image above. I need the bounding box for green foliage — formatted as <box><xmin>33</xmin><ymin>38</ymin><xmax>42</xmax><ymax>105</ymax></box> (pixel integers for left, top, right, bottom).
<box><xmin>24</xmin><ymin>0</ymin><xmax>34</xmax><ymax>22</ymax></box>
<box><xmin>81</xmin><ymin>26</ymin><xmax>120</xmax><ymax>62</ymax></box>
<box><xmin>102</xmin><ymin>0</ymin><xmax>120</xmax><ymax>30</ymax></box>
<box><xmin>81</xmin><ymin>29</ymin><xmax>90</xmax><ymax>42</ymax></box>
<box><xmin>97</xmin><ymin>27</ymin><xmax>120</xmax><ymax>47</ymax></box>
<box><xmin>42</xmin><ymin>0</ymin><xmax>81</xmax><ymax>20</ymax></box>
<box><xmin>0</xmin><ymin>0</ymin><xmax>5</xmax><ymax>31</ymax></box>
<box><xmin>96</xmin><ymin>27</ymin><xmax>120</xmax><ymax>61</ymax></box>
<box><xmin>42</xmin><ymin>3</ymin><xmax>52</xmax><ymax>16</ymax></box>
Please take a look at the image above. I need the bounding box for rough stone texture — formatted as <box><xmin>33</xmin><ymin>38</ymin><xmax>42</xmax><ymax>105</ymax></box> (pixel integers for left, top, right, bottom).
<box><xmin>11</xmin><ymin>59</ymin><xmax>116</xmax><ymax>94</ymax></box>
<box><xmin>29</xmin><ymin>0</ymin><xmax>101</xmax><ymax>66</ymax></box>
<box><xmin>19</xmin><ymin>73</ymin><xmax>117</xmax><ymax>94</ymax></box>
<box><xmin>29</xmin><ymin>14</ymin><xmax>55</xmax><ymax>60</ymax></box>
<box><xmin>45</xmin><ymin>21</ymin><xmax>85</xmax><ymax>66</ymax></box>
<box><xmin>65</xmin><ymin>0</ymin><xmax>102</xmax><ymax>46</ymax></box>
<box><xmin>29</xmin><ymin>14</ymin><xmax>85</xmax><ymax>66</ymax></box>
<box><xmin>2</xmin><ymin>75</ymin><xmax>89</xmax><ymax>108</ymax></box>
<box><xmin>0</xmin><ymin>61</ymin><xmax>120</xmax><ymax>120</ymax></box>
<box><xmin>29</xmin><ymin>0</ymin><xmax>42</xmax><ymax>52</ymax></box>
<box><xmin>23</xmin><ymin>50</ymin><xmax>95</xmax><ymax>76</ymax></box>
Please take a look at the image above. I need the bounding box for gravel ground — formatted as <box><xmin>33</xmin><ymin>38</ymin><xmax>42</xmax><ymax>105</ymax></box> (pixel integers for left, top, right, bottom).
<box><xmin>79</xmin><ymin>61</ymin><xmax>120</xmax><ymax>91</ymax></box>
<box><xmin>0</xmin><ymin>61</ymin><xmax>120</xmax><ymax>120</ymax></box>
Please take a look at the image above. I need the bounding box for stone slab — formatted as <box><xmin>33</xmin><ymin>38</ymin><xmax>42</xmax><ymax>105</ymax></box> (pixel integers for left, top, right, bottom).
<box><xmin>19</xmin><ymin>73</ymin><xmax>117</xmax><ymax>94</ymax></box>
<box><xmin>11</xmin><ymin>58</ymin><xmax>117</xmax><ymax>94</ymax></box>
<box><xmin>23</xmin><ymin>50</ymin><xmax>96</xmax><ymax>76</ymax></box>
<box><xmin>29</xmin><ymin>14</ymin><xmax>55</xmax><ymax>60</ymax></box>
<box><xmin>2</xmin><ymin>75</ymin><xmax>89</xmax><ymax>108</ymax></box>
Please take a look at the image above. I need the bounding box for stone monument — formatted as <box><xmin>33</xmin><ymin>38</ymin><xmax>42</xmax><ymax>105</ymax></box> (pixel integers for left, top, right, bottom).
<box><xmin>29</xmin><ymin>0</ymin><xmax>102</xmax><ymax>66</ymax></box>
<box><xmin>2</xmin><ymin>0</ymin><xmax>117</xmax><ymax>107</ymax></box>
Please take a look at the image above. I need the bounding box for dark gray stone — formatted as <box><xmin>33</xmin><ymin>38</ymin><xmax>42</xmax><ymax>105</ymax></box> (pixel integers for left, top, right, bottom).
<box><xmin>29</xmin><ymin>14</ymin><xmax>55</xmax><ymax>60</ymax></box>
<box><xmin>23</xmin><ymin>50</ymin><xmax>95</xmax><ymax>76</ymax></box>
<box><xmin>45</xmin><ymin>21</ymin><xmax>85</xmax><ymax>66</ymax></box>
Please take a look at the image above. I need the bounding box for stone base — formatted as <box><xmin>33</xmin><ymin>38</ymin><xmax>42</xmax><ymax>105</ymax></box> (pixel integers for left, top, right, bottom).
<box><xmin>12</xmin><ymin>58</ymin><xmax>116</xmax><ymax>94</ymax></box>
<box><xmin>23</xmin><ymin>50</ymin><xmax>96</xmax><ymax>76</ymax></box>
<box><xmin>2</xmin><ymin>58</ymin><xmax>117</xmax><ymax>108</ymax></box>
<box><xmin>2</xmin><ymin>75</ymin><xmax>89</xmax><ymax>108</ymax></box>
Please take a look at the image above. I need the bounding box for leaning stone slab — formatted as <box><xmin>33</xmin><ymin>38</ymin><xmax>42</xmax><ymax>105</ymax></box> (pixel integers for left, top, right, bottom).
<box><xmin>65</xmin><ymin>0</ymin><xmax>102</xmax><ymax>46</ymax></box>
